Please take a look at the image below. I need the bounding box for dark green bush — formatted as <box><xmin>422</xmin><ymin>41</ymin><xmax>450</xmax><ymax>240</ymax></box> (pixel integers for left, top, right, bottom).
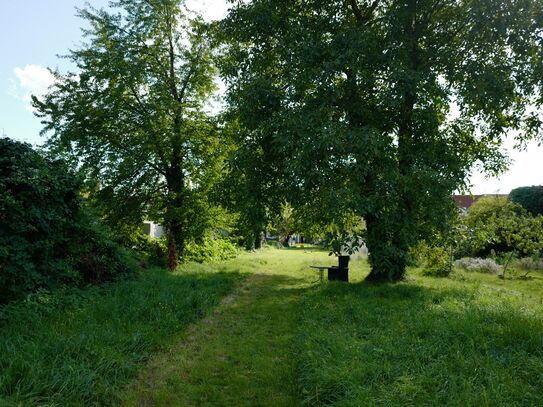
<box><xmin>510</xmin><ymin>185</ymin><xmax>543</xmax><ymax>216</ymax></box>
<box><xmin>0</xmin><ymin>138</ymin><xmax>136</xmax><ymax>303</ymax></box>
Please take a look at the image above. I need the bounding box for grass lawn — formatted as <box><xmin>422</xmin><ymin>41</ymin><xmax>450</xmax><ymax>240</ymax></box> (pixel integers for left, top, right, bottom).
<box><xmin>2</xmin><ymin>247</ymin><xmax>542</xmax><ymax>406</ymax></box>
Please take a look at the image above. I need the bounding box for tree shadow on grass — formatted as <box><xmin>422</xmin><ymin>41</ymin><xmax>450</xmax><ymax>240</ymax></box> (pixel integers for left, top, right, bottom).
<box><xmin>295</xmin><ymin>279</ymin><xmax>543</xmax><ymax>406</ymax></box>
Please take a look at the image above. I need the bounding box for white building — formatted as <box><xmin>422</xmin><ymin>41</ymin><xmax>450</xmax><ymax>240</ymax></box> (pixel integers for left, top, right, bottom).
<box><xmin>142</xmin><ymin>221</ymin><xmax>164</xmax><ymax>239</ymax></box>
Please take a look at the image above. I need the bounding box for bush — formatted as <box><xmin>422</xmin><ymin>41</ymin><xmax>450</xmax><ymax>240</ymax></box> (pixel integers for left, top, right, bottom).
<box><xmin>421</xmin><ymin>246</ymin><xmax>452</xmax><ymax>277</ymax></box>
<box><xmin>515</xmin><ymin>257</ymin><xmax>543</xmax><ymax>272</ymax></box>
<box><xmin>455</xmin><ymin>257</ymin><xmax>502</xmax><ymax>274</ymax></box>
<box><xmin>461</xmin><ymin>196</ymin><xmax>543</xmax><ymax>258</ymax></box>
<box><xmin>510</xmin><ymin>185</ymin><xmax>543</xmax><ymax>216</ymax></box>
<box><xmin>122</xmin><ymin>228</ymin><xmax>167</xmax><ymax>268</ymax></box>
<box><xmin>0</xmin><ymin>138</ymin><xmax>136</xmax><ymax>303</ymax></box>
<box><xmin>184</xmin><ymin>235</ymin><xmax>239</xmax><ymax>263</ymax></box>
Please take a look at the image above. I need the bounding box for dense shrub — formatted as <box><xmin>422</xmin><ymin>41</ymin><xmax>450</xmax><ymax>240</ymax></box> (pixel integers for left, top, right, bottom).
<box><xmin>515</xmin><ymin>257</ymin><xmax>543</xmax><ymax>273</ymax></box>
<box><xmin>455</xmin><ymin>257</ymin><xmax>502</xmax><ymax>274</ymax></box>
<box><xmin>184</xmin><ymin>235</ymin><xmax>239</xmax><ymax>263</ymax></box>
<box><xmin>408</xmin><ymin>242</ymin><xmax>452</xmax><ymax>277</ymax></box>
<box><xmin>121</xmin><ymin>228</ymin><xmax>167</xmax><ymax>268</ymax></box>
<box><xmin>0</xmin><ymin>138</ymin><xmax>135</xmax><ymax>303</ymax></box>
<box><xmin>460</xmin><ymin>196</ymin><xmax>543</xmax><ymax>258</ymax></box>
<box><xmin>510</xmin><ymin>185</ymin><xmax>543</xmax><ymax>216</ymax></box>
<box><xmin>421</xmin><ymin>246</ymin><xmax>452</xmax><ymax>277</ymax></box>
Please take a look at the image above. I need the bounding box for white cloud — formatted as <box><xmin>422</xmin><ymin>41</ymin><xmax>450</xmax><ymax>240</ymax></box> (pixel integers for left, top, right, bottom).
<box><xmin>12</xmin><ymin>64</ymin><xmax>56</xmax><ymax>111</ymax></box>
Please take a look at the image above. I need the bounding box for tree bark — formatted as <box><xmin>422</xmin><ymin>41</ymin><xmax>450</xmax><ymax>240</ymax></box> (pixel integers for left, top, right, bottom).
<box><xmin>364</xmin><ymin>215</ymin><xmax>408</xmax><ymax>282</ymax></box>
<box><xmin>254</xmin><ymin>230</ymin><xmax>262</xmax><ymax>249</ymax></box>
<box><xmin>165</xmin><ymin>147</ymin><xmax>185</xmax><ymax>271</ymax></box>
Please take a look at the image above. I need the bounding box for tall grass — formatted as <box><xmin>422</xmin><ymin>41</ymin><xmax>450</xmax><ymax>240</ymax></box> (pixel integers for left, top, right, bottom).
<box><xmin>0</xmin><ymin>267</ymin><xmax>243</xmax><ymax>406</ymax></box>
<box><xmin>294</xmin><ymin>273</ymin><xmax>543</xmax><ymax>405</ymax></box>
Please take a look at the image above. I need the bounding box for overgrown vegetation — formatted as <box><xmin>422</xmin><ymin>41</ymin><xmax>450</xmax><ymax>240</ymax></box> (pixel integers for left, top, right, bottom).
<box><xmin>0</xmin><ymin>266</ymin><xmax>243</xmax><ymax>406</ymax></box>
<box><xmin>0</xmin><ymin>138</ymin><xmax>135</xmax><ymax>303</ymax></box>
<box><xmin>184</xmin><ymin>234</ymin><xmax>239</xmax><ymax>263</ymax></box>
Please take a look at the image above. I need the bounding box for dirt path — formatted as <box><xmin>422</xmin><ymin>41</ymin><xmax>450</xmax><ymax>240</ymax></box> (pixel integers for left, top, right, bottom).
<box><xmin>123</xmin><ymin>269</ymin><xmax>307</xmax><ymax>406</ymax></box>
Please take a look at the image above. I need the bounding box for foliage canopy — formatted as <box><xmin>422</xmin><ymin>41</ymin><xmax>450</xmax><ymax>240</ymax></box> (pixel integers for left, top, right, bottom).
<box><xmin>219</xmin><ymin>0</ymin><xmax>543</xmax><ymax>280</ymax></box>
<box><xmin>510</xmin><ymin>185</ymin><xmax>543</xmax><ymax>216</ymax></box>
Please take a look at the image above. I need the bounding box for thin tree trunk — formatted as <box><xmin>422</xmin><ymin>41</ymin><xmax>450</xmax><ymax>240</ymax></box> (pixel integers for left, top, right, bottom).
<box><xmin>254</xmin><ymin>230</ymin><xmax>262</xmax><ymax>249</ymax></box>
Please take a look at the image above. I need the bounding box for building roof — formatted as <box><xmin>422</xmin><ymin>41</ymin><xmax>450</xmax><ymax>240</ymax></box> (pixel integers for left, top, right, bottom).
<box><xmin>452</xmin><ymin>194</ymin><xmax>508</xmax><ymax>210</ymax></box>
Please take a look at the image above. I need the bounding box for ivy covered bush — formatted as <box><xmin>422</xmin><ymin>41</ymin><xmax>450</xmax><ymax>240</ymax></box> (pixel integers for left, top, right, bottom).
<box><xmin>0</xmin><ymin>138</ymin><xmax>136</xmax><ymax>303</ymax></box>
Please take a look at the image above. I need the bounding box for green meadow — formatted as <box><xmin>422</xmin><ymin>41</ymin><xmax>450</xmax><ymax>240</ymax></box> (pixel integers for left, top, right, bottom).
<box><xmin>1</xmin><ymin>247</ymin><xmax>542</xmax><ymax>406</ymax></box>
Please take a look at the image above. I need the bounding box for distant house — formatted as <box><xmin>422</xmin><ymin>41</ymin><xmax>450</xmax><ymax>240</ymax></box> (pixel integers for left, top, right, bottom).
<box><xmin>142</xmin><ymin>221</ymin><xmax>164</xmax><ymax>239</ymax></box>
<box><xmin>453</xmin><ymin>194</ymin><xmax>508</xmax><ymax>212</ymax></box>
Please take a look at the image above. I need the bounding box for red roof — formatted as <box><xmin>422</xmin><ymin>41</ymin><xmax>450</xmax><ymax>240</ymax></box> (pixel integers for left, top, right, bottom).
<box><xmin>452</xmin><ymin>194</ymin><xmax>508</xmax><ymax>210</ymax></box>
<box><xmin>453</xmin><ymin>195</ymin><xmax>481</xmax><ymax>209</ymax></box>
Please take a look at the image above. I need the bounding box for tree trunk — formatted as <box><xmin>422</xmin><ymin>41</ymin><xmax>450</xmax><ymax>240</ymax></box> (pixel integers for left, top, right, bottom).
<box><xmin>165</xmin><ymin>149</ymin><xmax>185</xmax><ymax>271</ymax></box>
<box><xmin>364</xmin><ymin>215</ymin><xmax>408</xmax><ymax>282</ymax></box>
<box><xmin>364</xmin><ymin>0</ymin><xmax>419</xmax><ymax>283</ymax></box>
<box><xmin>167</xmin><ymin>229</ymin><xmax>178</xmax><ymax>271</ymax></box>
<box><xmin>254</xmin><ymin>230</ymin><xmax>262</xmax><ymax>249</ymax></box>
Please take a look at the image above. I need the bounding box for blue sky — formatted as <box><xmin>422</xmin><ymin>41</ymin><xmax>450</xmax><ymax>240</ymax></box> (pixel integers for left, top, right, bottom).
<box><xmin>1</xmin><ymin>0</ymin><xmax>541</xmax><ymax>194</ymax></box>
<box><xmin>1</xmin><ymin>0</ymin><xmax>109</xmax><ymax>144</ymax></box>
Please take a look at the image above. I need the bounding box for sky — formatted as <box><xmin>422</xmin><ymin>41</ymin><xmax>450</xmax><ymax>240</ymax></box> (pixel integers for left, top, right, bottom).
<box><xmin>1</xmin><ymin>0</ymin><xmax>541</xmax><ymax>195</ymax></box>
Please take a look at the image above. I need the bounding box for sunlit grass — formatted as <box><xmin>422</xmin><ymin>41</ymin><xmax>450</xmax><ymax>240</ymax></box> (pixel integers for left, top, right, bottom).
<box><xmin>2</xmin><ymin>248</ymin><xmax>542</xmax><ymax>406</ymax></box>
<box><xmin>295</xmin><ymin>264</ymin><xmax>543</xmax><ymax>406</ymax></box>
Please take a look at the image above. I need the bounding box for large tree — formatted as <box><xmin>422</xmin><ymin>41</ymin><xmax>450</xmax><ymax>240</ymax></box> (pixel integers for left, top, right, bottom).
<box><xmin>220</xmin><ymin>0</ymin><xmax>543</xmax><ymax>281</ymax></box>
<box><xmin>34</xmin><ymin>0</ymin><xmax>223</xmax><ymax>269</ymax></box>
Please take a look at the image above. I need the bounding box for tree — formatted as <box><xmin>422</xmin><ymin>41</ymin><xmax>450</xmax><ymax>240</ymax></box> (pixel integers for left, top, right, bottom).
<box><xmin>33</xmin><ymin>0</ymin><xmax>222</xmax><ymax>269</ymax></box>
<box><xmin>462</xmin><ymin>196</ymin><xmax>543</xmax><ymax>258</ymax></box>
<box><xmin>220</xmin><ymin>0</ymin><xmax>543</xmax><ymax>281</ymax></box>
<box><xmin>220</xmin><ymin>120</ymin><xmax>284</xmax><ymax>250</ymax></box>
<box><xmin>510</xmin><ymin>186</ymin><xmax>543</xmax><ymax>216</ymax></box>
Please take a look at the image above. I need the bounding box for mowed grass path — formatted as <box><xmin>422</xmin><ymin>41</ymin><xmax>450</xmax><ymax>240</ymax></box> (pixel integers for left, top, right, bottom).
<box><xmin>123</xmin><ymin>248</ymin><xmax>343</xmax><ymax>406</ymax></box>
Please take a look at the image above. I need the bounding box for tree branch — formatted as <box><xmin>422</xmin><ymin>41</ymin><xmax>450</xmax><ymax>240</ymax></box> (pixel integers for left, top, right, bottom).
<box><xmin>348</xmin><ymin>0</ymin><xmax>380</xmax><ymax>25</ymax></box>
